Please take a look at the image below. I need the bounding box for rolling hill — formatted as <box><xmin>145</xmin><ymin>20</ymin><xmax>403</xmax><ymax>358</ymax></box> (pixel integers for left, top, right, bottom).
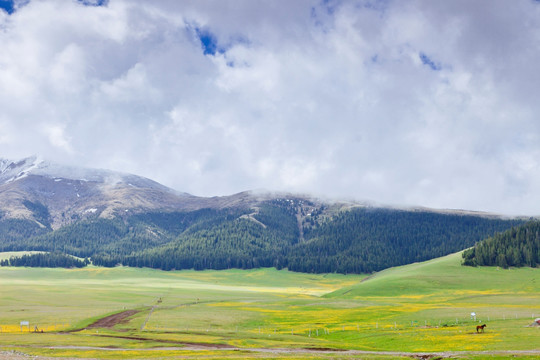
<box><xmin>326</xmin><ymin>251</ymin><xmax>540</xmax><ymax>298</ymax></box>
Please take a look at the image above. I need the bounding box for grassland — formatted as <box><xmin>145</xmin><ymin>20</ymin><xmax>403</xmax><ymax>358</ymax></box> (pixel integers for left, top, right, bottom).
<box><xmin>0</xmin><ymin>252</ymin><xmax>538</xmax><ymax>359</ymax></box>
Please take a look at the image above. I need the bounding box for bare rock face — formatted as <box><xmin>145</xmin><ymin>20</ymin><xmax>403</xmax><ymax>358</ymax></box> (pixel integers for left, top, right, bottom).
<box><xmin>0</xmin><ymin>157</ymin><xmax>318</xmax><ymax>230</ymax></box>
<box><xmin>2</xmin><ymin>157</ymin><xmax>502</xmax><ymax>232</ymax></box>
<box><xmin>0</xmin><ymin>156</ymin><xmax>206</xmax><ymax>229</ymax></box>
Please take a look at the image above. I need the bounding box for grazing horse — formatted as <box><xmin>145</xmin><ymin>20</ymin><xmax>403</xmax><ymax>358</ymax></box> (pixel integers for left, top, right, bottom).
<box><xmin>476</xmin><ymin>324</ymin><xmax>487</xmax><ymax>333</ymax></box>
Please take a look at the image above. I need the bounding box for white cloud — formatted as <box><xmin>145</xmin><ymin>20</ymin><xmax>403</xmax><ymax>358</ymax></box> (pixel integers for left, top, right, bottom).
<box><xmin>42</xmin><ymin>123</ymin><xmax>73</xmax><ymax>153</ymax></box>
<box><xmin>0</xmin><ymin>0</ymin><xmax>539</xmax><ymax>215</ymax></box>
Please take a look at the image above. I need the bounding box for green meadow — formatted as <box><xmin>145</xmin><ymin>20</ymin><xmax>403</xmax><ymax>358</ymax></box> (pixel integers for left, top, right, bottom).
<box><xmin>0</xmin><ymin>252</ymin><xmax>538</xmax><ymax>359</ymax></box>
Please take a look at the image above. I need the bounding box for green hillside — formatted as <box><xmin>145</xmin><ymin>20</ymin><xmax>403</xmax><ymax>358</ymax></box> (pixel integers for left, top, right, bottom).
<box><xmin>0</xmin><ymin>202</ymin><xmax>525</xmax><ymax>273</ymax></box>
<box><xmin>328</xmin><ymin>252</ymin><xmax>540</xmax><ymax>298</ymax></box>
<box><xmin>462</xmin><ymin>220</ymin><xmax>540</xmax><ymax>268</ymax></box>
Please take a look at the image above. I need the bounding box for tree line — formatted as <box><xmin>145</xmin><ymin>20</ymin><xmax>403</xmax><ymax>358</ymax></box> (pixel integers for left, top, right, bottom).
<box><xmin>0</xmin><ymin>252</ymin><xmax>88</xmax><ymax>268</ymax></box>
<box><xmin>462</xmin><ymin>220</ymin><xmax>540</xmax><ymax>268</ymax></box>
<box><xmin>0</xmin><ymin>202</ymin><xmax>526</xmax><ymax>273</ymax></box>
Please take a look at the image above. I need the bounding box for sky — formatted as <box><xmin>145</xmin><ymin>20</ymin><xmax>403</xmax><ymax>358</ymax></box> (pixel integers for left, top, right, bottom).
<box><xmin>1</xmin><ymin>0</ymin><xmax>540</xmax><ymax>215</ymax></box>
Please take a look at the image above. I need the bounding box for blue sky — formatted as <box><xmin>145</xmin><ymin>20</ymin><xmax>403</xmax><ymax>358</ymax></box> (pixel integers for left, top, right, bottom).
<box><xmin>0</xmin><ymin>0</ymin><xmax>106</xmax><ymax>13</ymax></box>
<box><xmin>1</xmin><ymin>0</ymin><xmax>540</xmax><ymax>215</ymax></box>
<box><xmin>195</xmin><ymin>28</ymin><xmax>218</xmax><ymax>56</ymax></box>
<box><xmin>0</xmin><ymin>0</ymin><xmax>15</xmax><ymax>13</ymax></box>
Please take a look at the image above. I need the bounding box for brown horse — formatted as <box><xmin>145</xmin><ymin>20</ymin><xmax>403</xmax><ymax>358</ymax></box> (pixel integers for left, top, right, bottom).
<box><xmin>476</xmin><ymin>324</ymin><xmax>486</xmax><ymax>333</ymax></box>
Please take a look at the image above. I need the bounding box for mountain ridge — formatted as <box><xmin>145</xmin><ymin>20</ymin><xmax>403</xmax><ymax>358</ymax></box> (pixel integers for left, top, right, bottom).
<box><xmin>0</xmin><ymin>156</ymin><xmax>529</xmax><ymax>273</ymax></box>
<box><xmin>0</xmin><ymin>156</ymin><xmax>527</xmax><ymax>227</ymax></box>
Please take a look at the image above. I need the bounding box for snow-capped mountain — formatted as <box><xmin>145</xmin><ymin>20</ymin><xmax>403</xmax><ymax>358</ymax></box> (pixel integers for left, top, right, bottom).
<box><xmin>1</xmin><ymin>156</ymin><xmax>172</xmax><ymax>189</ymax></box>
<box><xmin>0</xmin><ymin>156</ymin><xmax>283</xmax><ymax>229</ymax></box>
<box><xmin>0</xmin><ymin>156</ymin><xmax>45</xmax><ymax>184</ymax></box>
<box><xmin>0</xmin><ymin>156</ymin><xmax>201</xmax><ymax>228</ymax></box>
<box><xmin>0</xmin><ymin>157</ymin><xmax>529</xmax><ymax>274</ymax></box>
<box><xmin>0</xmin><ymin>156</ymin><xmax>515</xmax><ymax>232</ymax></box>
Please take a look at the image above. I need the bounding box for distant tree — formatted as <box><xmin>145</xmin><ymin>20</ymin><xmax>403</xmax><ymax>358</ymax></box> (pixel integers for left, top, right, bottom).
<box><xmin>462</xmin><ymin>221</ymin><xmax>540</xmax><ymax>268</ymax></box>
<box><xmin>3</xmin><ymin>252</ymin><xmax>87</xmax><ymax>268</ymax></box>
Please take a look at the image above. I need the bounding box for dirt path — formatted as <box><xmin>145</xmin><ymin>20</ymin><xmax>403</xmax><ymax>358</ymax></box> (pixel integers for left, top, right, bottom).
<box><xmin>140</xmin><ymin>305</ymin><xmax>156</xmax><ymax>330</ymax></box>
<box><xmin>0</xmin><ymin>350</ymin><xmax>98</xmax><ymax>360</ymax></box>
<box><xmin>86</xmin><ymin>309</ymin><xmax>141</xmax><ymax>329</ymax></box>
<box><xmin>79</xmin><ymin>301</ymin><xmax>211</xmax><ymax>332</ymax></box>
<box><xmin>139</xmin><ymin>299</ymin><xmax>210</xmax><ymax>330</ymax></box>
<box><xmin>4</xmin><ymin>347</ymin><xmax>540</xmax><ymax>359</ymax></box>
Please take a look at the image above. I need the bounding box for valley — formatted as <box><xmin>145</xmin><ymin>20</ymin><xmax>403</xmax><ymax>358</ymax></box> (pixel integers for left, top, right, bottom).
<box><xmin>0</xmin><ymin>252</ymin><xmax>538</xmax><ymax>359</ymax></box>
<box><xmin>1</xmin><ymin>157</ymin><xmax>539</xmax><ymax>359</ymax></box>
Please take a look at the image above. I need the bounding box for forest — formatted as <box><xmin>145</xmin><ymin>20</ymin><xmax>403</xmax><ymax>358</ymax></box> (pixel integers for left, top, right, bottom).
<box><xmin>0</xmin><ymin>200</ymin><xmax>526</xmax><ymax>273</ymax></box>
<box><xmin>462</xmin><ymin>220</ymin><xmax>540</xmax><ymax>268</ymax></box>
<box><xmin>0</xmin><ymin>251</ymin><xmax>88</xmax><ymax>268</ymax></box>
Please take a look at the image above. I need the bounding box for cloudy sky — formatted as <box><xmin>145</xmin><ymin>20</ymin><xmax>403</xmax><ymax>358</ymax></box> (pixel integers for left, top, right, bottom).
<box><xmin>1</xmin><ymin>0</ymin><xmax>539</xmax><ymax>215</ymax></box>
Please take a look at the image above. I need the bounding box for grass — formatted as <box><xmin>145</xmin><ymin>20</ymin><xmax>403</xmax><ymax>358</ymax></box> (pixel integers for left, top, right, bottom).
<box><xmin>0</xmin><ymin>251</ymin><xmax>45</xmax><ymax>260</ymax></box>
<box><xmin>0</xmin><ymin>252</ymin><xmax>538</xmax><ymax>359</ymax></box>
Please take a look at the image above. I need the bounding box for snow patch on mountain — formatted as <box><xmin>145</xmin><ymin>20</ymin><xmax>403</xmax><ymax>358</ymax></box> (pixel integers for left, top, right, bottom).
<box><xmin>0</xmin><ymin>156</ymin><xmax>45</xmax><ymax>184</ymax></box>
<box><xmin>0</xmin><ymin>156</ymin><xmax>181</xmax><ymax>194</ymax></box>
<box><xmin>0</xmin><ymin>156</ymin><xmax>201</xmax><ymax>228</ymax></box>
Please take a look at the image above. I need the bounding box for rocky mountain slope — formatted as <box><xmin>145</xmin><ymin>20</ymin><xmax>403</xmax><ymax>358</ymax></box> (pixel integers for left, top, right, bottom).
<box><xmin>0</xmin><ymin>156</ymin><xmax>529</xmax><ymax>273</ymax></box>
<box><xmin>0</xmin><ymin>156</ymin><xmax>293</xmax><ymax>229</ymax></box>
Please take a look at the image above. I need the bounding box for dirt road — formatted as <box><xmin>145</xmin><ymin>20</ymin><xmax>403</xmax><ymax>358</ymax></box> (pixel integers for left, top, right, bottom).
<box><xmin>85</xmin><ymin>309</ymin><xmax>141</xmax><ymax>329</ymax></box>
<box><xmin>0</xmin><ymin>350</ymin><xmax>97</xmax><ymax>360</ymax></box>
<box><xmin>3</xmin><ymin>347</ymin><xmax>540</xmax><ymax>360</ymax></box>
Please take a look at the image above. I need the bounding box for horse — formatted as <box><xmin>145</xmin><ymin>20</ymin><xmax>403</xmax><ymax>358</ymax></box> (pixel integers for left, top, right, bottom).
<box><xmin>476</xmin><ymin>324</ymin><xmax>486</xmax><ymax>333</ymax></box>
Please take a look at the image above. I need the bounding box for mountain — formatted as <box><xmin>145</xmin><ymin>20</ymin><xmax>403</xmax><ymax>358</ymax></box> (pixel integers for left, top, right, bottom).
<box><xmin>0</xmin><ymin>156</ymin><xmax>528</xmax><ymax>273</ymax></box>
<box><xmin>0</xmin><ymin>156</ymin><xmax>184</xmax><ymax>228</ymax></box>
<box><xmin>0</xmin><ymin>156</ymin><xmax>273</xmax><ymax>229</ymax></box>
